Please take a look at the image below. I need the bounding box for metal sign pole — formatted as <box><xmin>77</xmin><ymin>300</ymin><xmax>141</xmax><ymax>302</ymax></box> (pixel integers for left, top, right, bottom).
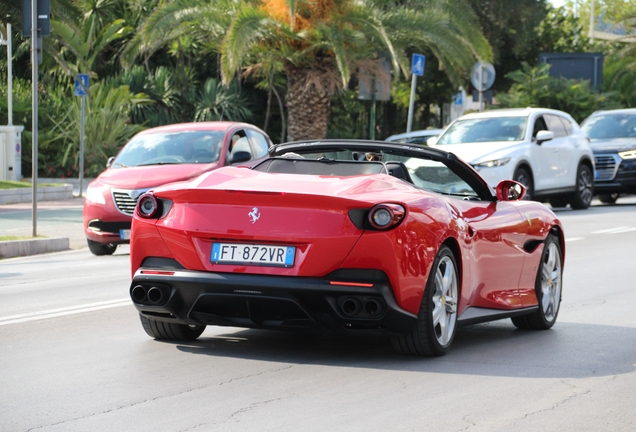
<box><xmin>479</xmin><ymin>64</ymin><xmax>484</xmax><ymax>112</ymax></box>
<box><xmin>407</xmin><ymin>54</ymin><xmax>425</xmax><ymax>133</ymax></box>
<box><xmin>31</xmin><ymin>0</ymin><xmax>38</xmax><ymax>237</ymax></box>
<box><xmin>407</xmin><ymin>73</ymin><xmax>417</xmax><ymax>133</ymax></box>
<box><xmin>79</xmin><ymin>95</ymin><xmax>85</xmax><ymax>197</ymax></box>
<box><xmin>6</xmin><ymin>23</ymin><xmax>12</xmax><ymax>125</ymax></box>
<box><xmin>590</xmin><ymin>0</ymin><xmax>595</xmax><ymax>44</ymax></box>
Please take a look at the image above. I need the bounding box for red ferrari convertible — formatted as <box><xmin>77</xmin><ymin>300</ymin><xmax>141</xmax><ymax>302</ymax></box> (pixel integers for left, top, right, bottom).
<box><xmin>129</xmin><ymin>140</ymin><xmax>564</xmax><ymax>356</ymax></box>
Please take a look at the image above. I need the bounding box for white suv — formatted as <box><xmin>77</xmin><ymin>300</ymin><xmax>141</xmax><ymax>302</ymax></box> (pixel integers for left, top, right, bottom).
<box><xmin>431</xmin><ymin>108</ymin><xmax>595</xmax><ymax>209</ymax></box>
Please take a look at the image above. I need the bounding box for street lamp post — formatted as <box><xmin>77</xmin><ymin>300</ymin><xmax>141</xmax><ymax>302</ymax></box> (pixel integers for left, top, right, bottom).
<box><xmin>0</xmin><ymin>23</ymin><xmax>12</xmax><ymax>125</ymax></box>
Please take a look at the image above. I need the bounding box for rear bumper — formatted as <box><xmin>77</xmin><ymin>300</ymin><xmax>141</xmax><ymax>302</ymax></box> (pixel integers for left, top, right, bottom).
<box><xmin>130</xmin><ymin>268</ymin><xmax>418</xmax><ymax>334</ymax></box>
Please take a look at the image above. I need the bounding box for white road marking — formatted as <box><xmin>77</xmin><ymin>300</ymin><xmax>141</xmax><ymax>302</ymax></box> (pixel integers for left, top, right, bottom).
<box><xmin>565</xmin><ymin>237</ymin><xmax>584</xmax><ymax>242</ymax></box>
<box><xmin>608</xmin><ymin>227</ymin><xmax>636</xmax><ymax>234</ymax></box>
<box><xmin>591</xmin><ymin>226</ymin><xmax>631</xmax><ymax>234</ymax></box>
<box><xmin>0</xmin><ymin>298</ymin><xmax>131</xmax><ymax>326</ymax></box>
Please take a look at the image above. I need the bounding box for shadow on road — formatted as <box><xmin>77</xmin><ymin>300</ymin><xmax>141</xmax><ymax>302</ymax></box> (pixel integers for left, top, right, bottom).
<box><xmin>170</xmin><ymin>320</ymin><xmax>636</xmax><ymax>379</ymax></box>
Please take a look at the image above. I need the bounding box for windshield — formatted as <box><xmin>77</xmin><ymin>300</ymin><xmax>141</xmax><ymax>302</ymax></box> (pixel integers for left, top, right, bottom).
<box><xmin>581</xmin><ymin>113</ymin><xmax>636</xmax><ymax>139</ymax></box>
<box><xmin>113</xmin><ymin>130</ymin><xmax>225</xmax><ymax>167</ymax></box>
<box><xmin>436</xmin><ymin>116</ymin><xmax>527</xmax><ymax>144</ymax></box>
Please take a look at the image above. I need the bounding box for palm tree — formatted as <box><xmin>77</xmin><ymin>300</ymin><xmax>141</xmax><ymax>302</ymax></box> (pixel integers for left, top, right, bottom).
<box><xmin>221</xmin><ymin>0</ymin><xmax>492</xmax><ymax>141</ymax></box>
<box><xmin>120</xmin><ymin>0</ymin><xmax>239</xmax><ymax>74</ymax></box>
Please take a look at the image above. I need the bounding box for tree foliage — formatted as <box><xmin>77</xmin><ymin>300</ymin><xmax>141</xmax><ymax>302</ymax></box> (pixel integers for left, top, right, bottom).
<box><xmin>496</xmin><ymin>63</ymin><xmax>622</xmax><ymax>122</ymax></box>
<box><xmin>468</xmin><ymin>0</ymin><xmax>550</xmax><ymax>91</ymax></box>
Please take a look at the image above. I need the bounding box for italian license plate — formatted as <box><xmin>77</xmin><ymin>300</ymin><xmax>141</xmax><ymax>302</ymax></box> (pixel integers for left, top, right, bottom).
<box><xmin>120</xmin><ymin>229</ymin><xmax>131</xmax><ymax>240</ymax></box>
<box><xmin>211</xmin><ymin>243</ymin><xmax>296</xmax><ymax>267</ymax></box>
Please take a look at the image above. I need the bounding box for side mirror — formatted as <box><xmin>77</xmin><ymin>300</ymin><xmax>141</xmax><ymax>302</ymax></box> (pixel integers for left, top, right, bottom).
<box><xmin>535</xmin><ymin>130</ymin><xmax>554</xmax><ymax>145</ymax></box>
<box><xmin>230</xmin><ymin>151</ymin><xmax>251</xmax><ymax>164</ymax></box>
<box><xmin>106</xmin><ymin>156</ymin><xmax>115</xmax><ymax>168</ymax></box>
<box><xmin>426</xmin><ymin>136</ymin><xmax>438</xmax><ymax>146</ymax></box>
<box><xmin>495</xmin><ymin>180</ymin><xmax>526</xmax><ymax>201</ymax></box>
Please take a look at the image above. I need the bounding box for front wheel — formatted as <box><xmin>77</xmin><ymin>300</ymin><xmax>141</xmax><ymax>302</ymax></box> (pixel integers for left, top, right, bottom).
<box><xmin>391</xmin><ymin>245</ymin><xmax>459</xmax><ymax>356</ymax></box>
<box><xmin>512</xmin><ymin>233</ymin><xmax>562</xmax><ymax>330</ymax></box>
<box><xmin>513</xmin><ymin>167</ymin><xmax>534</xmax><ymax>200</ymax></box>
<box><xmin>568</xmin><ymin>164</ymin><xmax>594</xmax><ymax>209</ymax></box>
<box><xmin>140</xmin><ymin>314</ymin><xmax>206</xmax><ymax>341</ymax></box>
<box><xmin>87</xmin><ymin>239</ymin><xmax>117</xmax><ymax>256</ymax></box>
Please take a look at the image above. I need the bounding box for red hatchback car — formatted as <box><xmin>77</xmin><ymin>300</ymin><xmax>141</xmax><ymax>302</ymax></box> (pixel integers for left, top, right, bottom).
<box><xmin>83</xmin><ymin>122</ymin><xmax>273</xmax><ymax>255</ymax></box>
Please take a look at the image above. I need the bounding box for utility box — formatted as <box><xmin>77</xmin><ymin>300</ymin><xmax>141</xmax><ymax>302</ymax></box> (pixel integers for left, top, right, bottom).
<box><xmin>0</xmin><ymin>125</ymin><xmax>24</xmax><ymax>181</ymax></box>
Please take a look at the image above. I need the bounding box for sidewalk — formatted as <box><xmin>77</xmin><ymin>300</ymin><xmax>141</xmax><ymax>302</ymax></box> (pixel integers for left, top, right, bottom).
<box><xmin>0</xmin><ymin>197</ymin><xmax>86</xmax><ymax>258</ymax></box>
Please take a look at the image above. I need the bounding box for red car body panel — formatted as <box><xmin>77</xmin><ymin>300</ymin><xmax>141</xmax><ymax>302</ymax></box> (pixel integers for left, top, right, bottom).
<box><xmin>130</xmin><ymin>164</ymin><xmax>563</xmax><ymax>321</ymax></box>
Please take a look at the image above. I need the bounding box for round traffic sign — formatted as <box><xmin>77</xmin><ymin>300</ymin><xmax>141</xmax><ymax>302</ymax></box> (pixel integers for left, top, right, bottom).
<box><xmin>471</xmin><ymin>62</ymin><xmax>496</xmax><ymax>91</ymax></box>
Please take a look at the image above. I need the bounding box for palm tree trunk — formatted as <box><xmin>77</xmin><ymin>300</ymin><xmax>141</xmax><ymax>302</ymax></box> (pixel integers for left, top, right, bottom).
<box><xmin>271</xmin><ymin>85</ymin><xmax>286</xmax><ymax>142</ymax></box>
<box><xmin>285</xmin><ymin>65</ymin><xmax>333</xmax><ymax>141</ymax></box>
<box><xmin>263</xmin><ymin>80</ymin><xmax>272</xmax><ymax>133</ymax></box>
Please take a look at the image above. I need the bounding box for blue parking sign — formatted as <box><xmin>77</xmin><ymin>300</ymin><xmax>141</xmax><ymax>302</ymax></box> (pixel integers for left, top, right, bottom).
<box><xmin>411</xmin><ymin>54</ymin><xmax>425</xmax><ymax>76</ymax></box>
<box><xmin>74</xmin><ymin>74</ymin><xmax>89</xmax><ymax>96</ymax></box>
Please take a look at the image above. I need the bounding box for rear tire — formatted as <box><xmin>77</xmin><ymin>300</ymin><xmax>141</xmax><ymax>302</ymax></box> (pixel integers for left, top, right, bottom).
<box><xmin>568</xmin><ymin>164</ymin><xmax>593</xmax><ymax>210</ymax></box>
<box><xmin>391</xmin><ymin>245</ymin><xmax>458</xmax><ymax>356</ymax></box>
<box><xmin>87</xmin><ymin>239</ymin><xmax>117</xmax><ymax>256</ymax></box>
<box><xmin>140</xmin><ymin>314</ymin><xmax>206</xmax><ymax>341</ymax></box>
<box><xmin>598</xmin><ymin>193</ymin><xmax>618</xmax><ymax>204</ymax></box>
<box><xmin>512</xmin><ymin>233</ymin><xmax>562</xmax><ymax>330</ymax></box>
<box><xmin>513</xmin><ymin>167</ymin><xmax>534</xmax><ymax>201</ymax></box>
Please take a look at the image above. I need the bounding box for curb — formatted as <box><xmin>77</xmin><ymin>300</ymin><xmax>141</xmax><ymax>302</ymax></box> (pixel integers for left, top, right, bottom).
<box><xmin>0</xmin><ymin>237</ymin><xmax>70</xmax><ymax>259</ymax></box>
<box><xmin>0</xmin><ymin>185</ymin><xmax>74</xmax><ymax>205</ymax></box>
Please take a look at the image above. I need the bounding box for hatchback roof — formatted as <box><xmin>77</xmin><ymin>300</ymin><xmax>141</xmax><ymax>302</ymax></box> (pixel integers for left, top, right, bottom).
<box><xmin>458</xmin><ymin>107</ymin><xmax>572</xmax><ymax>119</ymax></box>
<box><xmin>386</xmin><ymin>128</ymin><xmax>444</xmax><ymax>142</ymax></box>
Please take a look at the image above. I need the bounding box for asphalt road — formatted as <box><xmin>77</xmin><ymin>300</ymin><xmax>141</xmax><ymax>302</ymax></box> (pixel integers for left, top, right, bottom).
<box><xmin>1</xmin><ymin>198</ymin><xmax>635</xmax><ymax>431</ymax></box>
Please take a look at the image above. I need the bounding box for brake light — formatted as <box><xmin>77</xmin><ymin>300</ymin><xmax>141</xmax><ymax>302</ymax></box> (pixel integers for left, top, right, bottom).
<box><xmin>329</xmin><ymin>281</ymin><xmax>374</xmax><ymax>288</ymax></box>
<box><xmin>140</xmin><ymin>270</ymin><xmax>175</xmax><ymax>275</ymax></box>
<box><xmin>137</xmin><ymin>193</ymin><xmax>159</xmax><ymax>218</ymax></box>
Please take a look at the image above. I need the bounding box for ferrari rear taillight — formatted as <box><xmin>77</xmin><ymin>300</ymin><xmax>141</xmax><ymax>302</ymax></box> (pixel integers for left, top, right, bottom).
<box><xmin>368</xmin><ymin>204</ymin><xmax>405</xmax><ymax>230</ymax></box>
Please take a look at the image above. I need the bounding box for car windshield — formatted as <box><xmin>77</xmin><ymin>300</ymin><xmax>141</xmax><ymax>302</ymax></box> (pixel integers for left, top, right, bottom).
<box><xmin>581</xmin><ymin>113</ymin><xmax>636</xmax><ymax>139</ymax></box>
<box><xmin>112</xmin><ymin>130</ymin><xmax>225</xmax><ymax>167</ymax></box>
<box><xmin>436</xmin><ymin>116</ymin><xmax>527</xmax><ymax>144</ymax></box>
<box><xmin>263</xmin><ymin>149</ymin><xmax>479</xmax><ymax>198</ymax></box>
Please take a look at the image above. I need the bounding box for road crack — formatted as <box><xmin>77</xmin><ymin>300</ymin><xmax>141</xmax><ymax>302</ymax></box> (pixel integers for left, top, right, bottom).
<box><xmin>25</xmin><ymin>365</ymin><xmax>295</xmax><ymax>431</ymax></box>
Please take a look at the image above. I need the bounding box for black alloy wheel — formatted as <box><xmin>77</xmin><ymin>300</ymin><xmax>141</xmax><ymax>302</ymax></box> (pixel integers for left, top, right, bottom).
<box><xmin>568</xmin><ymin>164</ymin><xmax>594</xmax><ymax>210</ymax></box>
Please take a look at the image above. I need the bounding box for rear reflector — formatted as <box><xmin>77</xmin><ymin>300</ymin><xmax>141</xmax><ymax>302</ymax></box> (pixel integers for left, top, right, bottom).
<box><xmin>140</xmin><ymin>270</ymin><xmax>175</xmax><ymax>275</ymax></box>
<box><xmin>329</xmin><ymin>281</ymin><xmax>374</xmax><ymax>288</ymax></box>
